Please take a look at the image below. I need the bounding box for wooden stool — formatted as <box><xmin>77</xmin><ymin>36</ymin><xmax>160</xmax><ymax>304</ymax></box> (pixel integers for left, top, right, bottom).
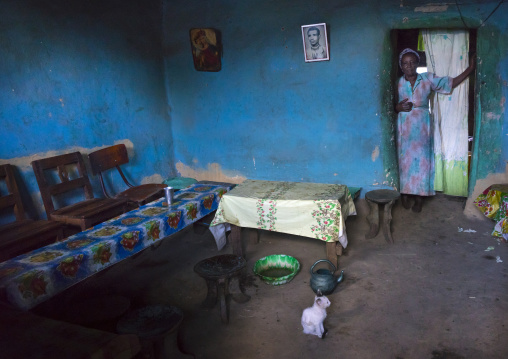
<box><xmin>365</xmin><ymin>189</ymin><xmax>400</xmax><ymax>243</ymax></box>
<box><xmin>194</xmin><ymin>254</ymin><xmax>250</xmax><ymax>324</ymax></box>
<box><xmin>116</xmin><ymin>305</ymin><xmax>192</xmax><ymax>359</ymax></box>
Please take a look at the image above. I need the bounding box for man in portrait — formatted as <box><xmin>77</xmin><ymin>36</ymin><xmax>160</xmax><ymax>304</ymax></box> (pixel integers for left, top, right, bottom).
<box><xmin>305</xmin><ymin>26</ymin><xmax>327</xmax><ymax>60</ymax></box>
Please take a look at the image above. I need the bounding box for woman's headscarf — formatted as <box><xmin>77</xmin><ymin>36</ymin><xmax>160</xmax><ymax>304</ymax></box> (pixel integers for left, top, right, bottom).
<box><xmin>399</xmin><ymin>48</ymin><xmax>420</xmax><ymax>69</ymax></box>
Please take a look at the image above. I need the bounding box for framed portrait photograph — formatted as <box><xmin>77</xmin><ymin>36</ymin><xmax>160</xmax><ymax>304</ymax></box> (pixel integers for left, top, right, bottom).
<box><xmin>301</xmin><ymin>23</ymin><xmax>329</xmax><ymax>62</ymax></box>
<box><xmin>190</xmin><ymin>28</ymin><xmax>222</xmax><ymax>72</ymax></box>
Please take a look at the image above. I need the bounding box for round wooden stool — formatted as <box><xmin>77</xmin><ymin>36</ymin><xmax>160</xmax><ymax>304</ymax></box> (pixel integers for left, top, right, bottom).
<box><xmin>116</xmin><ymin>305</ymin><xmax>192</xmax><ymax>359</ymax></box>
<box><xmin>365</xmin><ymin>189</ymin><xmax>400</xmax><ymax>243</ymax></box>
<box><xmin>194</xmin><ymin>254</ymin><xmax>250</xmax><ymax>324</ymax></box>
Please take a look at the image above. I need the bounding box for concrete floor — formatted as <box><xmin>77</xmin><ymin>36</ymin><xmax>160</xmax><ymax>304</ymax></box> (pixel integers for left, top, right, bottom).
<box><xmin>35</xmin><ymin>194</ymin><xmax>508</xmax><ymax>359</ymax></box>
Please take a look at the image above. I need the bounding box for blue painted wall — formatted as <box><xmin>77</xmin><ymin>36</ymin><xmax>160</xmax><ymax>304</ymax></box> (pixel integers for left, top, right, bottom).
<box><xmin>163</xmin><ymin>0</ymin><xmax>508</xmax><ymax>196</ymax></box>
<box><xmin>164</xmin><ymin>1</ymin><xmax>391</xmax><ymax>189</ymax></box>
<box><xmin>0</xmin><ymin>0</ymin><xmax>174</xmax><ymax>220</ymax></box>
<box><xmin>1</xmin><ymin>0</ymin><xmax>507</xmax><ymax>222</ymax></box>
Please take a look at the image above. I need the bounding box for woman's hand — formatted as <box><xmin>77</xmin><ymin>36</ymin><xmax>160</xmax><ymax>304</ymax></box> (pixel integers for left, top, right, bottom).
<box><xmin>452</xmin><ymin>54</ymin><xmax>476</xmax><ymax>88</ymax></box>
<box><xmin>396</xmin><ymin>98</ymin><xmax>413</xmax><ymax>112</ymax></box>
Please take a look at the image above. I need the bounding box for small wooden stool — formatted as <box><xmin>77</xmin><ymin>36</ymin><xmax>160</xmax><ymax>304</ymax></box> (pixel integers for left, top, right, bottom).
<box><xmin>365</xmin><ymin>189</ymin><xmax>400</xmax><ymax>243</ymax></box>
<box><xmin>116</xmin><ymin>305</ymin><xmax>192</xmax><ymax>359</ymax></box>
<box><xmin>194</xmin><ymin>254</ymin><xmax>250</xmax><ymax>324</ymax></box>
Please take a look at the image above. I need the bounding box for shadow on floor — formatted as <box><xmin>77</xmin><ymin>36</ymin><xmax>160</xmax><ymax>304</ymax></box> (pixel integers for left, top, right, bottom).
<box><xmin>33</xmin><ymin>195</ymin><xmax>508</xmax><ymax>359</ymax></box>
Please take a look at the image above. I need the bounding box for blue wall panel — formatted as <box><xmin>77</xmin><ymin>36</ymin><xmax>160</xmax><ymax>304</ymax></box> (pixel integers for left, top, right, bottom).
<box><xmin>163</xmin><ymin>0</ymin><xmax>508</xmax><ymax>196</ymax></box>
<box><xmin>1</xmin><ymin>0</ymin><xmax>507</xmax><ymax>223</ymax></box>
<box><xmin>0</xmin><ymin>0</ymin><xmax>174</xmax><ymax>220</ymax></box>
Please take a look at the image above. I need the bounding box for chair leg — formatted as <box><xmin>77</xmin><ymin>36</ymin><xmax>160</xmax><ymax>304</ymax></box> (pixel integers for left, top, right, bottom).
<box><xmin>365</xmin><ymin>199</ymin><xmax>380</xmax><ymax>239</ymax></box>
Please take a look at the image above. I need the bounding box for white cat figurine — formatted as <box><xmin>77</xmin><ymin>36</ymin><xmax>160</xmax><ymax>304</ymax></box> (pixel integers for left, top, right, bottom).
<box><xmin>301</xmin><ymin>290</ymin><xmax>331</xmax><ymax>338</ymax></box>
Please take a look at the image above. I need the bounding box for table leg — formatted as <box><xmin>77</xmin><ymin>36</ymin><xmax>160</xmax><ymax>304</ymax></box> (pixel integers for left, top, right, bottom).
<box><xmin>365</xmin><ymin>199</ymin><xmax>380</xmax><ymax>239</ymax></box>
<box><xmin>382</xmin><ymin>199</ymin><xmax>396</xmax><ymax>244</ymax></box>
<box><xmin>230</xmin><ymin>225</ymin><xmax>243</xmax><ymax>257</ymax></box>
<box><xmin>336</xmin><ymin>243</ymin><xmax>343</xmax><ymax>256</ymax></box>
<box><xmin>326</xmin><ymin>242</ymin><xmax>338</xmax><ymax>269</ymax></box>
<box><xmin>245</xmin><ymin>228</ymin><xmax>259</xmax><ymax>244</ymax></box>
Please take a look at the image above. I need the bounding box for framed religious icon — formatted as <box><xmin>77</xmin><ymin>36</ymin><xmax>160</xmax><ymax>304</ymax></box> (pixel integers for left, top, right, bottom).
<box><xmin>301</xmin><ymin>23</ymin><xmax>329</xmax><ymax>62</ymax></box>
<box><xmin>190</xmin><ymin>28</ymin><xmax>222</xmax><ymax>72</ymax></box>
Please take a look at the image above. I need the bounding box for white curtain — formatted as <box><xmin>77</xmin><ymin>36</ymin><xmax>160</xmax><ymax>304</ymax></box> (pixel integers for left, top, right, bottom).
<box><xmin>422</xmin><ymin>29</ymin><xmax>469</xmax><ymax>197</ymax></box>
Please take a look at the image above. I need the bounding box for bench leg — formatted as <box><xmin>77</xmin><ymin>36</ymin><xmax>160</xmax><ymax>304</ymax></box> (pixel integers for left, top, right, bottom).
<box><xmin>365</xmin><ymin>199</ymin><xmax>380</xmax><ymax>239</ymax></box>
<box><xmin>382</xmin><ymin>199</ymin><xmax>396</xmax><ymax>243</ymax></box>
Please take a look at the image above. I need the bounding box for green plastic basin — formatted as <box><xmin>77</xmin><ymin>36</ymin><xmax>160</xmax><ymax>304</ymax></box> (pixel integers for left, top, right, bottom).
<box><xmin>253</xmin><ymin>254</ymin><xmax>300</xmax><ymax>285</ymax></box>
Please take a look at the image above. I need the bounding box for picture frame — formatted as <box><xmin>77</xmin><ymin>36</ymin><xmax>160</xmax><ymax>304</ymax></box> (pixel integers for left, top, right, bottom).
<box><xmin>301</xmin><ymin>23</ymin><xmax>329</xmax><ymax>62</ymax></box>
<box><xmin>190</xmin><ymin>28</ymin><xmax>222</xmax><ymax>72</ymax></box>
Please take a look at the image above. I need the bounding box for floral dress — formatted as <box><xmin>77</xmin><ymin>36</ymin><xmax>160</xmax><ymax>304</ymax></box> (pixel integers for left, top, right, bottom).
<box><xmin>397</xmin><ymin>72</ymin><xmax>452</xmax><ymax>196</ymax></box>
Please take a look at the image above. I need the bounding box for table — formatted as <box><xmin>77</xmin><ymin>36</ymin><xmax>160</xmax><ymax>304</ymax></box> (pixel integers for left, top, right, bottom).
<box><xmin>473</xmin><ymin>184</ymin><xmax>508</xmax><ymax>241</ymax></box>
<box><xmin>0</xmin><ymin>183</ymin><xmax>232</xmax><ymax>310</ymax></box>
<box><xmin>210</xmin><ymin>180</ymin><xmax>356</xmax><ymax>267</ymax></box>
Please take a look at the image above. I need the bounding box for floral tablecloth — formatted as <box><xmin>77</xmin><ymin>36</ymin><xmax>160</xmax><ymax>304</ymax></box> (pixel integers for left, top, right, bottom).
<box><xmin>0</xmin><ymin>183</ymin><xmax>231</xmax><ymax>310</ymax></box>
<box><xmin>474</xmin><ymin>184</ymin><xmax>508</xmax><ymax>241</ymax></box>
<box><xmin>211</xmin><ymin>180</ymin><xmax>356</xmax><ymax>248</ymax></box>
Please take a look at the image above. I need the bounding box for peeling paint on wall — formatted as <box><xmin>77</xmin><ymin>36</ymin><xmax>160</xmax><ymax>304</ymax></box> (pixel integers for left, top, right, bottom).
<box><xmin>0</xmin><ymin>139</ymin><xmax>134</xmax><ymax>170</ymax></box>
<box><xmin>141</xmin><ymin>173</ymin><xmax>164</xmax><ymax>185</ymax></box>
<box><xmin>474</xmin><ymin>26</ymin><xmax>508</xmax><ymax>180</ymax></box>
<box><xmin>380</xmin><ymin>31</ymin><xmax>399</xmax><ymax>190</ymax></box>
<box><xmin>176</xmin><ymin>161</ymin><xmax>246</xmax><ymax>184</ymax></box>
<box><xmin>485</xmin><ymin>112</ymin><xmax>501</xmax><ymax>120</ymax></box>
<box><xmin>414</xmin><ymin>5</ymin><xmax>448</xmax><ymax>13</ymax></box>
<box><xmin>372</xmin><ymin>146</ymin><xmax>380</xmax><ymax>162</ymax></box>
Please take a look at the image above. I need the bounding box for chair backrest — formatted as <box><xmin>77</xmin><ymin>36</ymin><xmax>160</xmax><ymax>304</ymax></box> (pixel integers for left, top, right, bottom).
<box><xmin>88</xmin><ymin>144</ymin><xmax>133</xmax><ymax>192</ymax></box>
<box><xmin>31</xmin><ymin>152</ymin><xmax>95</xmax><ymax>218</ymax></box>
<box><xmin>88</xmin><ymin>144</ymin><xmax>130</xmax><ymax>174</ymax></box>
<box><xmin>0</xmin><ymin>164</ymin><xmax>26</xmax><ymax>222</ymax></box>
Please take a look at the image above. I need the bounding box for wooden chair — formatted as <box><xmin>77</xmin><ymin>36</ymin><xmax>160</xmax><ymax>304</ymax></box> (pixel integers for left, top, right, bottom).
<box><xmin>88</xmin><ymin>144</ymin><xmax>166</xmax><ymax>207</ymax></box>
<box><xmin>0</xmin><ymin>164</ymin><xmax>65</xmax><ymax>262</ymax></box>
<box><xmin>31</xmin><ymin>152</ymin><xmax>129</xmax><ymax>232</ymax></box>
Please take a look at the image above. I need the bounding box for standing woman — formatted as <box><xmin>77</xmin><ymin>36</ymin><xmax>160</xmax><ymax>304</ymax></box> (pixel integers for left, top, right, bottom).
<box><xmin>395</xmin><ymin>48</ymin><xmax>475</xmax><ymax>212</ymax></box>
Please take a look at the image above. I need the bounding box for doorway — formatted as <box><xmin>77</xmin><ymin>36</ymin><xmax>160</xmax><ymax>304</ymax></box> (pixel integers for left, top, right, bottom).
<box><xmin>391</xmin><ymin>28</ymin><xmax>476</xmax><ymax>196</ymax></box>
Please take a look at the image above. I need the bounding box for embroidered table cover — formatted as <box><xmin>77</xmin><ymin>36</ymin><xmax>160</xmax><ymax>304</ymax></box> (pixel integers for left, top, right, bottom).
<box><xmin>211</xmin><ymin>180</ymin><xmax>356</xmax><ymax>247</ymax></box>
<box><xmin>0</xmin><ymin>183</ymin><xmax>231</xmax><ymax>310</ymax></box>
<box><xmin>473</xmin><ymin>184</ymin><xmax>508</xmax><ymax>241</ymax></box>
